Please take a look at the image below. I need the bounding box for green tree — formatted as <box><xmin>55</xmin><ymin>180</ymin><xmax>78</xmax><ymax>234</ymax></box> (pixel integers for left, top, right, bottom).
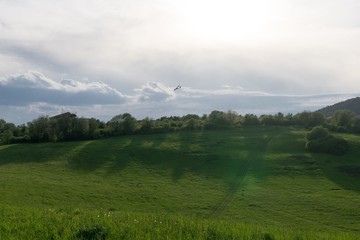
<box><xmin>180</xmin><ymin>114</ymin><xmax>201</xmax><ymax>130</ymax></box>
<box><xmin>259</xmin><ymin>114</ymin><xmax>275</xmax><ymax>125</ymax></box>
<box><xmin>1</xmin><ymin>129</ymin><xmax>13</xmax><ymax>144</ymax></box>
<box><xmin>352</xmin><ymin>117</ymin><xmax>360</xmax><ymax>133</ymax></box>
<box><xmin>51</xmin><ymin>115</ymin><xmax>77</xmax><ymax>140</ymax></box>
<box><xmin>205</xmin><ymin>110</ymin><xmax>233</xmax><ymax>129</ymax></box>
<box><xmin>332</xmin><ymin>109</ymin><xmax>355</xmax><ymax>130</ymax></box>
<box><xmin>243</xmin><ymin>114</ymin><xmax>260</xmax><ymax>126</ymax></box>
<box><xmin>73</xmin><ymin>118</ymin><xmax>90</xmax><ymax>139</ymax></box>
<box><xmin>28</xmin><ymin>116</ymin><xmax>52</xmax><ymax>142</ymax></box>
<box><xmin>108</xmin><ymin>113</ymin><xmax>137</xmax><ymax>135</ymax></box>
<box><xmin>294</xmin><ymin>111</ymin><xmax>312</xmax><ymax>127</ymax></box>
<box><xmin>273</xmin><ymin>112</ymin><xmax>286</xmax><ymax>125</ymax></box>
<box><xmin>88</xmin><ymin>118</ymin><xmax>102</xmax><ymax>138</ymax></box>
<box><xmin>308</xmin><ymin>112</ymin><xmax>325</xmax><ymax>127</ymax></box>
<box><xmin>139</xmin><ymin>117</ymin><xmax>154</xmax><ymax>133</ymax></box>
<box><xmin>0</xmin><ymin>120</ymin><xmax>30</xmax><ymax>144</ymax></box>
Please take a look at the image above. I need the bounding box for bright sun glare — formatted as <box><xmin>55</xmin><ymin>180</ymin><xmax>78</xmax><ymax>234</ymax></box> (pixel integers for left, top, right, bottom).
<box><xmin>175</xmin><ymin>0</ymin><xmax>282</xmax><ymax>45</ymax></box>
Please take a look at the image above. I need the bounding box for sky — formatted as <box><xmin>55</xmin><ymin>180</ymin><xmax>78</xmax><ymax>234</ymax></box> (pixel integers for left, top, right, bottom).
<box><xmin>0</xmin><ymin>0</ymin><xmax>359</xmax><ymax>124</ymax></box>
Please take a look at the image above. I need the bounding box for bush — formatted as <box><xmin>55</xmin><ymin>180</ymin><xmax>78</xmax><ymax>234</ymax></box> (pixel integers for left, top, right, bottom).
<box><xmin>75</xmin><ymin>225</ymin><xmax>108</xmax><ymax>240</ymax></box>
<box><xmin>305</xmin><ymin>126</ymin><xmax>348</xmax><ymax>155</ymax></box>
<box><xmin>305</xmin><ymin>126</ymin><xmax>329</xmax><ymax>141</ymax></box>
<box><xmin>305</xmin><ymin>139</ymin><xmax>324</xmax><ymax>153</ymax></box>
<box><xmin>324</xmin><ymin>135</ymin><xmax>349</xmax><ymax>155</ymax></box>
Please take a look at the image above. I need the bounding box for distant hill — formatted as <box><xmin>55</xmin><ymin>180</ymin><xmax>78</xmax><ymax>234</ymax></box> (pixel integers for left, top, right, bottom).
<box><xmin>317</xmin><ymin>97</ymin><xmax>360</xmax><ymax>117</ymax></box>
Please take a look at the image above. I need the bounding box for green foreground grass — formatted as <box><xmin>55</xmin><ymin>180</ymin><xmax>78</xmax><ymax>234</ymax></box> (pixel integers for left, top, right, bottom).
<box><xmin>0</xmin><ymin>126</ymin><xmax>359</xmax><ymax>239</ymax></box>
<box><xmin>1</xmin><ymin>206</ymin><xmax>358</xmax><ymax>240</ymax></box>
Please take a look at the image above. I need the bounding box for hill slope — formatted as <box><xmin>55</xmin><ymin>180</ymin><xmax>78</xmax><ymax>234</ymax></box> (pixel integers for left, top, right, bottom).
<box><xmin>317</xmin><ymin>97</ymin><xmax>360</xmax><ymax>117</ymax></box>
<box><xmin>0</xmin><ymin>127</ymin><xmax>360</xmax><ymax>238</ymax></box>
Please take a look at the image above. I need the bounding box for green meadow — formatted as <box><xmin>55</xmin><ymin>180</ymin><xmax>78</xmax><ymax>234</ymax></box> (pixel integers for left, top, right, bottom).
<box><xmin>0</xmin><ymin>126</ymin><xmax>359</xmax><ymax>239</ymax></box>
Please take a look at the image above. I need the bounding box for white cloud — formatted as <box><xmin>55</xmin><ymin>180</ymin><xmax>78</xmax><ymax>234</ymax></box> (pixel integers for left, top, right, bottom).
<box><xmin>133</xmin><ymin>81</ymin><xmax>175</xmax><ymax>102</ymax></box>
<box><xmin>1</xmin><ymin>71</ymin><xmax>63</xmax><ymax>89</ymax></box>
<box><xmin>0</xmin><ymin>71</ymin><xmax>127</xmax><ymax>105</ymax></box>
<box><xmin>179</xmin><ymin>85</ymin><xmax>272</xmax><ymax>97</ymax></box>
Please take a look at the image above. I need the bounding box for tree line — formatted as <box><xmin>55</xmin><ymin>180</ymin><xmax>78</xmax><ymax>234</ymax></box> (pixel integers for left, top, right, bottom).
<box><xmin>1</xmin><ymin>109</ymin><xmax>359</xmax><ymax>145</ymax></box>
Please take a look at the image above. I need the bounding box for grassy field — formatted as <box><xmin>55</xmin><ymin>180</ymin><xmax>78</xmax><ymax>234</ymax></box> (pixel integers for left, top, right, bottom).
<box><xmin>0</xmin><ymin>126</ymin><xmax>359</xmax><ymax>239</ymax></box>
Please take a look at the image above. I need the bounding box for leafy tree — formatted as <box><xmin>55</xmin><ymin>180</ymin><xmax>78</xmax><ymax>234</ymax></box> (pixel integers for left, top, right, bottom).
<box><xmin>205</xmin><ymin>110</ymin><xmax>233</xmax><ymax>129</ymax></box>
<box><xmin>242</xmin><ymin>114</ymin><xmax>260</xmax><ymax>126</ymax></box>
<box><xmin>294</xmin><ymin>111</ymin><xmax>312</xmax><ymax>127</ymax></box>
<box><xmin>260</xmin><ymin>113</ymin><xmax>291</xmax><ymax>126</ymax></box>
<box><xmin>308</xmin><ymin>112</ymin><xmax>325</xmax><ymax>127</ymax></box>
<box><xmin>259</xmin><ymin>115</ymin><xmax>275</xmax><ymax>125</ymax></box>
<box><xmin>138</xmin><ymin>117</ymin><xmax>154</xmax><ymax>134</ymax></box>
<box><xmin>352</xmin><ymin>117</ymin><xmax>360</xmax><ymax>133</ymax></box>
<box><xmin>285</xmin><ymin>113</ymin><xmax>294</xmax><ymax>124</ymax></box>
<box><xmin>0</xmin><ymin>120</ymin><xmax>29</xmax><ymax>144</ymax></box>
<box><xmin>1</xmin><ymin>129</ymin><xmax>13</xmax><ymax>144</ymax></box>
<box><xmin>123</xmin><ymin>113</ymin><xmax>137</xmax><ymax>134</ymax></box>
<box><xmin>180</xmin><ymin>114</ymin><xmax>201</xmax><ymax>130</ymax></box>
<box><xmin>293</xmin><ymin>111</ymin><xmax>325</xmax><ymax>128</ymax></box>
<box><xmin>51</xmin><ymin>114</ymin><xmax>77</xmax><ymax>140</ymax></box>
<box><xmin>226</xmin><ymin>110</ymin><xmax>240</xmax><ymax>126</ymax></box>
<box><xmin>332</xmin><ymin>109</ymin><xmax>355</xmax><ymax>130</ymax></box>
<box><xmin>108</xmin><ymin>113</ymin><xmax>137</xmax><ymax>135</ymax></box>
<box><xmin>28</xmin><ymin>116</ymin><xmax>53</xmax><ymax>142</ymax></box>
<box><xmin>273</xmin><ymin>112</ymin><xmax>286</xmax><ymax>125</ymax></box>
<box><xmin>18</xmin><ymin>124</ymin><xmax>28</xmax><ymax>137</ymax></box>
<box><xmin>3</xmin><ymin>122</ymin><xmax>16</xmax><ymax>132</ymax></box>
<box><xmin>88</xmin><ymin>118</ymin><xmax>102</xmax><ymax>138</ymax></box>
<box><xmin>182</xmin><ymin>114</ymin><xmax>200</xmax><ymax>121</ymax></box>
<box><xmin>72</xmin><ymin>118</ymin><xmax>90</xmax><ymax>139</ymax></box>
<box><xmin>153</xmin><ymin>117</ymin><xmax>171</xmax><ymax>133</ymax></box>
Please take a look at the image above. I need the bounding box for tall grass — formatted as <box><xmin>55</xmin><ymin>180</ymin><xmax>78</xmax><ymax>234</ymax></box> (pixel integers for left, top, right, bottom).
<box><xmin>1</xmin><ymin>206</ymin><xmax>358</xmax><ymax>239</ymax></box>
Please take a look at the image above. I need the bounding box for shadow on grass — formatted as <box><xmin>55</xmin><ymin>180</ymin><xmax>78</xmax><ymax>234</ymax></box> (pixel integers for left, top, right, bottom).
<box><xmin>274</xmin><ymin>132</ymin><xmax>360</xmax><ymax>192</ymax></box>
<box><xmin>0</xmin><ymin>141</ymin><xmax>88</xmax><ymax>166</ymax></box>
<box><xmin>0</xmin><ymin>128</ymin><xmax>284</xmax><ymax>194</ymax></box>
<box><xmin>65</xmin><ymin>130</ymin><xmax>272</xmax><ymax>192</ymax></box>
<box><xmin>312</xmin><ymin>154</ymin><xmax>360</xmax><ymax>193</ymax></box>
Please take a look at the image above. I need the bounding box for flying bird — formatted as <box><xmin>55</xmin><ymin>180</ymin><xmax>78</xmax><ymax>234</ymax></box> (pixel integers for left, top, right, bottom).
<box><xmin>174</xmin><ymin>85</ymin><xmax>181</xmax><ymax>91</ymax></box>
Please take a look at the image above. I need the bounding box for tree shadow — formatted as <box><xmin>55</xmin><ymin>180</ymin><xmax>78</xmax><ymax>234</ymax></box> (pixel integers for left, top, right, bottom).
<box><xmin>265</xmin><ymin>127</ymin><xmax>360</xmax><ymax>192</ymax></box>
<box><xmin>0</xmin><ymin>128</ymin><xmax>276</xmax><ymax>193</ymax></box>
<box><xmin>65</xmin><ymin>130</ymin><xmax>266</xmax><ymax>192</ymax></box>
<box><xmin>0</xmin><ymin>141</ymin><xmax>87</xmax><ymax>166</ymax></box>
<box><xmin>312</xmin><ymin>153</ymin><xmax>360</xmax><ymax>193</ymax></box>
<box><xmin>66</xmin><ymin>140</ymin><xmax>111</xmax><ymax>171</ymax></box>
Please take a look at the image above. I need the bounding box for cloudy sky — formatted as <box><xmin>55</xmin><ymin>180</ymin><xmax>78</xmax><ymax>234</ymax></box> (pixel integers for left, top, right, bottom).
<box><xmin>0</xmin><ymin>0</ymin><xmax>359</xmax><ymax>124</ymax></box>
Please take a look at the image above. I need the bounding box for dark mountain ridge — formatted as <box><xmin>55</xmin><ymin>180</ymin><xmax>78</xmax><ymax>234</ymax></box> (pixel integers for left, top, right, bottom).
<box><xmin>317</xmin><ymin>97</ymin><xmax>360</xmax><ymax>117</ymax></box>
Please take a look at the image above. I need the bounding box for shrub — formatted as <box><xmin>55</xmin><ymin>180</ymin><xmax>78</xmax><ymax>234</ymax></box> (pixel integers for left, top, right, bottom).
<box><xmin>305</xmin><ymin>139</ymin><xmax>324</xmax><ymax>153</ymax></box>
<box><xmin>75</xmin><ymin>225</ymin><xmax>108</xmax><ymax>240</ymax></box>
<box><xmin>324</xmin><ymin>135</ymin><xmax>349</xmax><ymax>155</ymax></box>
<box><xmin>305</xmin><ymin>126</ymin><xmax>329</xmax><ymax>141</ymax></box>
<box><xmin>305</xmin><ymin>126</ymin><xmax>348</xmax><ymax>155</ymax></box>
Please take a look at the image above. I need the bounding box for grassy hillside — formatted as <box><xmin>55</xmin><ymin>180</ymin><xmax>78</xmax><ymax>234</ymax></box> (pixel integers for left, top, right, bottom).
<box><xmin>0</xmin><ymin>126</ymin><xmax>359</xmax><ymax>239</ymax></box>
